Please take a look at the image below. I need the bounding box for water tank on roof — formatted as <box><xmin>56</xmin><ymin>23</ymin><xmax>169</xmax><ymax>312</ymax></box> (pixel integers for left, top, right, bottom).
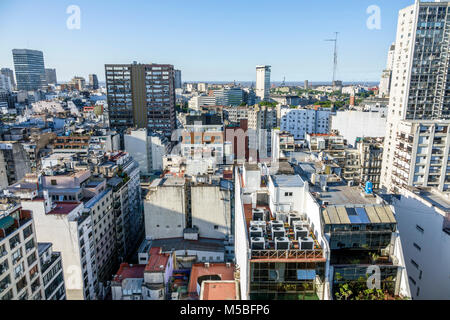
<box><xmin>365</xmin><ymin>181</ymin><xmax>373</xmax><ymax>194</ymax></box>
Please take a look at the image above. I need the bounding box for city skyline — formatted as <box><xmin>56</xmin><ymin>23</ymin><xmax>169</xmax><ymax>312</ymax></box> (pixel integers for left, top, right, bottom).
<box><xmin>0</xmin><ymin>0</ymin><xmax>412</xmax><ymax>82</ymax></box>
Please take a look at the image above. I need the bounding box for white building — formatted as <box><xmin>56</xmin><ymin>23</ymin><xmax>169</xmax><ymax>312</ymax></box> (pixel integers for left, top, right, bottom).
<box><xmin>381</xmin><ymin>1</ymin><xmax>450</xmax><ymax>192</ymax></box>
<box><xmin>331</xmin><ymin>110</ymin><xmax>387</xmax><ymax>146</ymax></box>
<box><xmin>379</xmin><ymin>43</ymin><xmax>395</xmax><ymax>98</ymax></box>
<box><xmin>390</xmin><ymin>186</ymin><xmax>450</xmax><ymax>299</ymax></box>
<box><xmin>124</xmin><ymin>129</ymin><xmax>169</xmax><ymax>174</ymax></box>
<box><xmin>280</xmin><ymin>107</ymin><xmax>331</xmax><ymax>140</ymax></box>
<box><xmin>256</xmin><ymin>65</ymin><xmax>271</xmax><ymax>101</ymax></box>
<box><xmin>21</xmin><ymin>196</ymin><xmax>97</xmax><ymax>300</ymax></box>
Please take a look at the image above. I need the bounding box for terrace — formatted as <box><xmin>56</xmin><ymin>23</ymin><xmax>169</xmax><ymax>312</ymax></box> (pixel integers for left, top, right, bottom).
<box><xmin>244</xmin><ymin>205</ymin><xmax>325</xmax><ymax>262</ymax></box>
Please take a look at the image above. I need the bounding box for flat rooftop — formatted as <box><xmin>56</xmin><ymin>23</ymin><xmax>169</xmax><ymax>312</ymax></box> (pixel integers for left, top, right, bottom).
<box><xmin>145</xmin><ymin>247</ymin><xmax>170</xmax><ymax>273</ymax></box>
<box><xmin>414</xmin><ymin>189</ymin><xmax>450</xmax><ymax>213</ymax></box>
<box><xmin>113</xmin><ymin>263</ymin><xmax>146</xmax><ymax>283</ymax></box>
<box><xmin>150</xmin><ymin>176</ymin><xmax>185</xmax><ymax>188</ymax></box>
<box><xmin>271</xmin><ymin>174</ymin><xmax>305</xmax><ymax>188</ymax></box>
<box><xmin>47</xmin><ymin>201</ymin><xmax>81</xmax><ymax>215</ymax></box>
<box><xmin>315</xmin><ymin>183</ymin><xmax>379</xmax><ymax>206</ymax></box>
<box><xmin>200</xmin><ymin>281</ymin><xmax>239</xmax><ymax>300</ymax></box>
<box><xmin>188</xmin><ymin>263</ymin><xmax>235</xmax><ymax>294</ymax></box>
<box><xmin>322</xmin><ymin>205</ymin><xmax>396</xmax><ymax>225</ymax></box>
<box><xmin>150</xmin><ymin>238</ymin><xmax>225</xmax><ymax>253</ymax></box>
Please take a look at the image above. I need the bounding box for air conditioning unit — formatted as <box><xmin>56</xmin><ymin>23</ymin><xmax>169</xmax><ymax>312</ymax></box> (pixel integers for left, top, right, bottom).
<box><xmin>299</xmin><ymin>237</ymin><xmax>314</xmax><ymax>250</ymax></box>
<box><xmin>272</xmin><ymin>227</ymin><xmax>286</xmax><ymax>238</ymax></box>
<box><xmin>252</xmin><ymin>208</ymin><xmax>265</xmax><ymax>221</ymax></box>
<box><xmin>274</xmin><ymin>237</ymin><xmax>290</xmax><ymax>250</ymax></box>
<box><xmin>293</xmin><ymin>220</ymin><xmax>309</xmax><ymax>230</ymax></box>
<box><xmin>250</xmin><ymin>221</ymin><xmax>266</xmax><ymax>229</ymax></box>
<box><xmin>288</xmin><ymin>213</ymin><xmax>301</xmax><ymax>227</ymax></box>
<box><xmin>270</xmin><ymin>220</ymin><xmax>284</xmax><ymax>230</ymax></box>
<box><xmin>249</xmin><ymin>226</ymin><xmax>263</xmax><ymax>238</ymax></box>
<box><xmin>276</xmin><ymin>212</ymin><xmax>288</xmax><ymax>223</ymax></box>
<box><xmin>294</xmin><ymin>227</ymin><xmax>309</xmax><ymax>240</ymax></box>
<box><xmin>251</xmin><ymin>237</ymin><xmax>266</xmax><ymax>250</ymax></box>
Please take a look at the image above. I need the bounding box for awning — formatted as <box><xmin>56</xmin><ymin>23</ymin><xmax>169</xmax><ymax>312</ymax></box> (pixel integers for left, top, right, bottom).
<box><xmin>0</xmin><ymin>216</ymin><xmax>15</xmax><ymax>230</ymax></box>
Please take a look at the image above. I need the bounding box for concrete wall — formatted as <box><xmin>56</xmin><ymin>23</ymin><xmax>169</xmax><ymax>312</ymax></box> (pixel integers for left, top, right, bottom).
<box><xmin>125</xmin><ymin>130</ymin><xmax>150</xmax><ymax>175</ymax></box>
<box><xmin>393</xmin><ymin>194</ymin><xmax>450</xmax><ymax>299</ymax></box>
<box><xmin>331</xmin><ymin>111</ymin><xmax>386</xmax><ymax>146</ymax></box>
<box><xmin>191</xmin><ymin>185</ymin><xmax>231</xmax><ymax>240</ymax></box>
<box><xmin>144</xmin><ymin>186</ymin><xmax>186</xmax><ymax>239</ymax></box>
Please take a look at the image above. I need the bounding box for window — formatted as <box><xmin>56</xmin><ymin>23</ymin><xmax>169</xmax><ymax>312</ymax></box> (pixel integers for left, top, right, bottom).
<box><xmin>411</xmin><ymin>259</ymin><xmax>419</xmax><ymax>269</ymax></box>
<box><xmin>51</xmin><ymin>180</ymin><xmax>57</xmax><ymax>185</ymax></box>
<box><xmin>214</xmin><ymin>225</ymin><xmax>219</xmax><ymax>230</ymax></box>
<box><xmin>284</xmin><ymin>192</ymin><xmax>293</xmax><ymax>197</ymax></box>
<box><xmin>416</xmin><ymin>225</ymin><xmax>424</xmax><ymax>234</ymax></box>
<box><xmin>409</xmin><ymin>276</ymin><xmax>416</xmax><ymax>286</ymax></box>
<box><xmin>413</xmin><ymin>243</ymin><xmax>421</xmax><ymax>251</ymax></box>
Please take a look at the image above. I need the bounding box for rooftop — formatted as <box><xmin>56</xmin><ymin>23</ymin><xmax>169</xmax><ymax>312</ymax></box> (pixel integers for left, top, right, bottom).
<box><xmin>188</xmin><ymin>263</ymin><xmax>235</xmax><ymax>294</ymax></box>
<box><xmin>150</xmin><ymin>176</ymin><xmax>185</xmax><ymax>188</ymax></box>
<box><xmin>315</xmin><ymin>183</ymin><xmax>379</xmax><ymax>206</ymax></box>
<box><xmin>47</xmin><ymin>201</ymin><xmax>81</xmax><ymax>215</ymax></box>
<box><xmin>145</xmin><ymin>247</ymin><xmax>170</xmax><ymax>273</ymax></box>
<box><xmin>200</xmin><ymin>280</ymin><xmax>239</xmax><ymax>300</ymax></box>
<box><xmin>322</xmin><ymin>205</ymin><xmax>396</xmax><ymax>225</ymax></box>
<box><xmin>150</xmin><ymin>238</ymin><xmax>225</xmax><ymax>253</ymax></box>
<box><xmin>113</xmin><ymin>263</ymin><xmax>146</xmax><ymax>283</ymax></box>
<box><xmin>405</xmin><ymin>187</ymin><xmax>450</xmax><ymax>214</ymax></box>
<box><xmin>271</xmin><ymin>174</ymin><xmax>305</xmax><ymax>188</ymax></box>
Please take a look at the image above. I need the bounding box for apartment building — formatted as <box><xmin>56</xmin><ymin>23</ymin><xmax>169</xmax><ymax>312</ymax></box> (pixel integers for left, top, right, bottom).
<box><xmin>387</xmin><ymin>186</ymin><xmax>450</xmax><ymax>299</ymax></box>
<box><xmin>306</xmin><ymin>133</ymin><xmax>347</xmax><ymax>167</ymax></box>
<box><xmin>234</xmin><ymin>163</ymin><xmax>411</xmax><ymax>300</ymax></box>
<box><xmin>0</xmin><ymin>199</ymin><xmax>44</xmax><ymax>300</ymax></box>
<box><xmin>0</xmin><ymin>141</ymin><xmax>32</xmax><ymax>190</ymax></box>
<box><xmin>280</xmin><ymin>107</ymin><xmax>331</xmax><ymax>141</ymax></box>
<box><xmin>105</xmin><ymin>63</ymin><xmax>176</xmax><ymax>137</ymax></box>
<box><xmin>38</xmin><ymin>242</ymin><xmax>65</xmax><ymax>300</ymax></box>
<box><xmin>256</xmin><ymin>65</ymin><xmax>271</xmax><ymax>101</ymax></box>
<box><xmin>382</xmin><ymin>1</ymin><xmax>450</xmax><ymax>192</ymax></box>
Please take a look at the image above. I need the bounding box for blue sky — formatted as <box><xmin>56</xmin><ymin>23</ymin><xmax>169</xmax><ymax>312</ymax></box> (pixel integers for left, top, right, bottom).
<box><xmin>0</xmin><ymin>0</ymin><xmax>413</xmax><ymax>82</ymax></box>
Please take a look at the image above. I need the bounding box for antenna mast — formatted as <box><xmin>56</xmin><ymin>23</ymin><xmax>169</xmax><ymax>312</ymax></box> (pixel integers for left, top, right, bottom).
<box><xmin>325</xmin><ymin>32</ymin><xmax>339</xmax><ymax>85</ymax></box>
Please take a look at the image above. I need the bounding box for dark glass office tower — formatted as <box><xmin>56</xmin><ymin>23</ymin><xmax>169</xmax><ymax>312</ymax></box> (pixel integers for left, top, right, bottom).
<box><xmin>12</xmin><ymin>49</ymin><xmax>47</xmax><ymax>91</ymax></box>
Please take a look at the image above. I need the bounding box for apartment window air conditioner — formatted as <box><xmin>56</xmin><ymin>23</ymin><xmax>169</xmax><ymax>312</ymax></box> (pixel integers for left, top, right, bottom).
<box><xmin>272</xmin><ymin>227</ymin><xmax>286</xmax><ymax>238</ymax></box>
<box><xmin>249</xmin><ymin>226</ymin><xmax>264</xmax><ymax>238</ymax></box>
<box><xmin>274</xmin><ymin>237</ymin><xmax>290</xmax><ymax>250</ymax></box>
<box><xmin>251</xmin><ymin>237</ymin><xmax>266</xmax><ymax>250</ymax></box>
<box><xmin>299</xmin><ymin>237</ymin><xmax>314</xmax><ymax>250</ymax></box>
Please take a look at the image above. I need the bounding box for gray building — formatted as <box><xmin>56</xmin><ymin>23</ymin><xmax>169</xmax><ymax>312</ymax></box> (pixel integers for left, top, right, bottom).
<box><xmin>1</xmin><ymin>68</ymin><xmax>16</xmax><ymax>90</ymax></box>
<box><xmin>174</xmin><ymin>69</ymin><xmax>182</xmax><ymax>89</ymax></box>
<box><xmin>45</xmin><ymin>69</ymin><xmax>57</xmax><ymax>85</ymax></box>
<box><xmin>12</xmin><ymin>49</ymin><xmax>47</xmax><ymax>91</ymax></box>
<box><xmin>89</xmin><ymin>74</ymin><xmax>99</xmax><ymax>90</ymax></box>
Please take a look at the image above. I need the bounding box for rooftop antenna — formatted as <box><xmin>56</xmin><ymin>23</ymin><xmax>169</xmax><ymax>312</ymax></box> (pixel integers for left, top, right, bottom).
<box><xmin>325</xmin><ymin>32</ymin><xmax>339</xmax><ymax>85</ymax></box>
<box><xmin>281</xmin><ymin>76</ymin><xmax>286</xmax><ymax>86</ymax></box>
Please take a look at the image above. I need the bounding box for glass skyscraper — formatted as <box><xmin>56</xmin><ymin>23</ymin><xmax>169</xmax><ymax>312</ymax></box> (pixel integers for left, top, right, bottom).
<box><xmin>12</xmin><ymin>49</ymin><xmax>47</xmax><ymax>91</ymax></box>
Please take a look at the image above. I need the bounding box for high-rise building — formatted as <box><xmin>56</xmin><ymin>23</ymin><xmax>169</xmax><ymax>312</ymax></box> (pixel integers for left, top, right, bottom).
<box><xmin>45</xmin><ymin>68</ymin><xmax>57</xmax><ymax>85</ymax></box>
<box><xmin>0</xmin><ymin>74</ymin><xmax>12</xmax><ymax>91</ymax></box>
<box><xmin>105</xmin><ymin>63</ymin><xmax>176</xmax><ymax>137</ymax></box>
<box><xmin>304</xmin><ymin>80</ymin><xmax>309</xmax><ymax>90</ymax></box>
<box><xmin>69</xmin><ymin>76</ymin><xmax>85</xmax><ymax>91</ymax></box>
<box><xmin>381</xmin><ymin>0</ymin><xmax>450</xmax><ymax>193</ymax></box>
<box><xmin>174</xmin><ymin>69</ymin><xmax>182</xmax><ymax>89</ymax></box>
<box><xmin>1</xmin><ymin>68</ymin><xmax>16</xmax><ymax>90</ymax></box>
<box><xmin>12</xmin><ymin>49</ymin><xmax>47</xmax><ymax>91</ymax></box>
<box><xmin>255</xmin><ymin>65</ymin><xmax>271</xmax><ymax>101</ymax></box>
<box><xmin>378</xmin><ymin>43</ymin><xmax>395</xmax><ymax>98</ymax></box>
<box><xmin>89</xmin><ymin>74</ymin><xmax>99</xmax><ymax>90</ymax></box>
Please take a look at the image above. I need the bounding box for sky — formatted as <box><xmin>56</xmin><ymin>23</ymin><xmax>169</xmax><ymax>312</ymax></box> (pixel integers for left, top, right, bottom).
<box><xmin>0</xmin><ymin>0</ymin><xmax>414</xmax><ymax>83</ymax></box>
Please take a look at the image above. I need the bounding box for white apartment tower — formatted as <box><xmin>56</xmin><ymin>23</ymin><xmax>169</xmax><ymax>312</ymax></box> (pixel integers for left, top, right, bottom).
<box><xmin>256</xmin><ymin>65</ymin><xmax>271</xmax><ymax>101</ymax></box>
<box><xmin>382</xmin><ymin>0</ymin><xmax>450</xmax><ymax>193</ymax></box>
<box><xmin>379</xmin><ymin>43</ymin><xmax>396</xmax><ymax>97</ymax></box>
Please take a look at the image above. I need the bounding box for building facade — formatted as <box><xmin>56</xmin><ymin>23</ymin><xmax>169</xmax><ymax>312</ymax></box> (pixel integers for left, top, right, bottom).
<box><xmin>12</xmin><ymin>49</ymin><xmax>47</xmax><ymax>91</ymax></box>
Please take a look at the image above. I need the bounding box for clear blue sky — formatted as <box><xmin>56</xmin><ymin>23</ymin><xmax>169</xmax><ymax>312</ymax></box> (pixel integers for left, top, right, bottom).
<box><xmin>0</xmin><ymin>0</ymin><xmax>413</xmax><ymax>82</ymax></box>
